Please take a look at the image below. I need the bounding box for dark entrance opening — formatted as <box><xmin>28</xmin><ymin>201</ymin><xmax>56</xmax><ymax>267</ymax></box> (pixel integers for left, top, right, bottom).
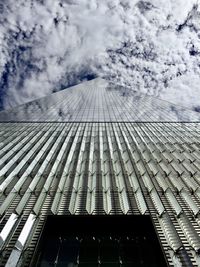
<box><xmin>32</xmin><ymin>215</ymin><xmax>168</xmax><ymax>267</ymax></box>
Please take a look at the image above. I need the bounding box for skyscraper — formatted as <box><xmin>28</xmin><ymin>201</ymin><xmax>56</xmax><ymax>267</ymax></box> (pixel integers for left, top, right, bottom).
<box><xmin>0</xmin><ymin>78</ymin><xmax>200</xmax><ymax>266</ymax></box>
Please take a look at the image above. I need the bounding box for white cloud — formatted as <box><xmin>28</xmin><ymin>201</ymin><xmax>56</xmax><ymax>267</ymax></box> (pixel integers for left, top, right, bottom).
<box><xmin>0</xmin><ymin>0</ymin><xmax>200</xmax><ymax>110</ymax></box>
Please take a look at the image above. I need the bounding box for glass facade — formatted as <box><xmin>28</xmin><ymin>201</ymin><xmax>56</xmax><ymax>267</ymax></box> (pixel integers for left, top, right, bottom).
<box><xmin>34</xmin><ymin>216</ymin><xmax>167</xmax><ymax>267</ymax></box>
<box><xmin>0</xmin><ymin>78</ymin><xmax>199</xmax><ymax>122</ymax></box>
<box><xmin>38</xmin><ymin>236</ymin><xmax>163</xmax><ymax>267</ymax></box>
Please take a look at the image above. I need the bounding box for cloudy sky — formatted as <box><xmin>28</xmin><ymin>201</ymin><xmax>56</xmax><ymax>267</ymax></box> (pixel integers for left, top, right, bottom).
<box><xmin>0</xmin><ymin>0</ymin><xmax>200</xmax><ymax>111</ymax></box>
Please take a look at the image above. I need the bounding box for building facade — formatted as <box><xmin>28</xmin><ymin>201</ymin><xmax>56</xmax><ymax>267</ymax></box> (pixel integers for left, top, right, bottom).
<box><xmin>0</xmin><ymin>79</ymin><xmax>200</xmax><ymax>266</ymax></box>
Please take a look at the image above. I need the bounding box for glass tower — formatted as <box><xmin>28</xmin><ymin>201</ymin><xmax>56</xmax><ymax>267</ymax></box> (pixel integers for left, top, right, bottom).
<box><xmin>0</xmin><ymin>78</ymin><xmax>199</xmax><ymax>122</ymax></box>
<box><xmin>0</xmin><ymin>78</ymin><xmax>200</xmax><ymax>266</ymax></box>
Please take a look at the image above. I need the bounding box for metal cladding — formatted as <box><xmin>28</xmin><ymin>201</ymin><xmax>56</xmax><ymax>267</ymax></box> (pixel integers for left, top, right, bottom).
<box><xmin>0</xmin><ymin>79</ymin><xmax>200</xmax><ymax>266</ymax></box>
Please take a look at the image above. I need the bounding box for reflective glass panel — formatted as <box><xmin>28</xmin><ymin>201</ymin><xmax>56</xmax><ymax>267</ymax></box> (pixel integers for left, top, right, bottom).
<box><xmin>0</xmin><ymin>78</ymin><xmax>199</xmax><ymax>122</ymax></box>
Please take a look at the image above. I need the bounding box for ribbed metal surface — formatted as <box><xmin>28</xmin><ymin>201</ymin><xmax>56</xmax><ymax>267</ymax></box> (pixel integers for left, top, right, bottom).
<box><xmin>0</xmin><ymin>122</ymin><xmax>200</xmax><ymax>266</ymax></box>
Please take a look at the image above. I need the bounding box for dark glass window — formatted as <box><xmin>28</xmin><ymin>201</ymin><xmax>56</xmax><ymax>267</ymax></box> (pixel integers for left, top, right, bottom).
<box><xmin>33</xmin><ymin>215</ymin><xmax>167</xmax><ymax>267</ymax></box>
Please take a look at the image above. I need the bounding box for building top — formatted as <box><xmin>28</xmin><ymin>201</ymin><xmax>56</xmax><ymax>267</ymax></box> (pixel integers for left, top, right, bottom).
<box><xmin>0</xmin><ymin>78</ymin><xmax>200</xmax><ymax>122</ymax></box>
